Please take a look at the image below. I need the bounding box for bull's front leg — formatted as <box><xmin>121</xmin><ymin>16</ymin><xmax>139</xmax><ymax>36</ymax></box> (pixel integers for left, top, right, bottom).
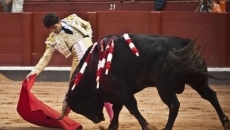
<box><xmin>114</xmin><ymin>89</ymin><xmax>153</xmax><ymax>130</ymax></box>
<box><xmin>108</xmin><ymin>102</ymin><xmax>123</xmax><ymax>130</ymax></box>
<box><xmin>124</xmin><ymin>96</ymin><xmax>156</xmax><ymax>130</ymax></box>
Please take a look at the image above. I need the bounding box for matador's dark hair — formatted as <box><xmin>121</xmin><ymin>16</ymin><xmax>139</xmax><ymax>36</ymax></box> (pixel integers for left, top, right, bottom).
<box><xmin>43</xmin><ymin>12</ymin><xmax>60</xmax><ymax>29</ymax></box>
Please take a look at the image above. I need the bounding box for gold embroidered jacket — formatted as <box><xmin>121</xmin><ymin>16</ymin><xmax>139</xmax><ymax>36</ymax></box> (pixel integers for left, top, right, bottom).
<box><xmin>30</xmin><ymin>14</ymin><xmax>93</xmax><ymax>79</ymax></box>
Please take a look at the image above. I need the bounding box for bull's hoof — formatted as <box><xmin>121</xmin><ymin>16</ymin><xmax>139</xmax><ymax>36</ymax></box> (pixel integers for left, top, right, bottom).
<box><xmin>108</xmin><ymin>124</ymin><xmax>118</xmax><ymax>130</ymax></box>
<box><xmin>98</xmin><ymin>125</ymin><xmax>118</xmax><ymax>130</ymax></box>
<box><xmin>143</xmin><ymin>124</ymin><xmax>157</xmax><ymax>130</ymax></box>
<box><xmin>222</xmin><ymin>116</ymin><xmax>230</xmax><ymax>130</ymax></box>
<box><xmin>99</xmin><ymin>125</ymin><xmax>107</xmax><ymax>130</ymax></box>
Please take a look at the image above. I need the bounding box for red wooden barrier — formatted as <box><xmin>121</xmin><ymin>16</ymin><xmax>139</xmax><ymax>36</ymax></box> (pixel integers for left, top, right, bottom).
<box><xmin>0</xmin><ymin>13</ymin><xmax>23</xmax><ymax>65</ymax></box>
<box><xmin>159</xmin><ymin>12</ymin><xmax>228</xmax><ymax>67</ymax></box>
<box><xmin>97</xmin><ymin>11</ymin><xmax>152</xmax><ymax>38</ymax></box>
<box><xmin>0</xmin><ymin>12</ymin><xmax>229</xmax><ymax>67</ymax></box>
<box><xmin>228</xmin><ymin>13</ymin><xmax>230</xmax><ymax>66</ymax></box>
<box><xmin>22</xmin><ymin>12</ymin><xmax>32</xmax><ymax>65</ymax></box>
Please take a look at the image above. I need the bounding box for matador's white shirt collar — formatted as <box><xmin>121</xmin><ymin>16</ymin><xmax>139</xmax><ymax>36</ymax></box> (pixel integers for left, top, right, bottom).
<box><xmin>61</xmin><ymin>22</ymin><xmax>73</xmax><ymax>31</ymax></box>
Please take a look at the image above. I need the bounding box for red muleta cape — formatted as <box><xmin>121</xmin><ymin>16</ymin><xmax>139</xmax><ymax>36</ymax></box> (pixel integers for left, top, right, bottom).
<box><xmin>17</xmin><ymin>75</ymin><xmax>82</xmax><ymax>130</ymax></box>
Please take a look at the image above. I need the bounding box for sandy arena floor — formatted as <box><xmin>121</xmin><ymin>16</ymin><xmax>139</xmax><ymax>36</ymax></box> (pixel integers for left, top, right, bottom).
<box><xmin>0</xmin><ymin>73</ymin><xmax>229</xmax><ymax>130</ymax></box>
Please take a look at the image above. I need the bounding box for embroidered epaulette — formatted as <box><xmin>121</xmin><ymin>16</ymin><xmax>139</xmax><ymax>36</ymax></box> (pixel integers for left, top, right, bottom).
<box><xmin>65</xmin><ymin>14</ymin><xmax>77</xmax><ymax>21</ymax></box>
<box><xmin>45</xmin><ymin>33</ymin><xmax>56</xmax><ymax>45</ymax></box>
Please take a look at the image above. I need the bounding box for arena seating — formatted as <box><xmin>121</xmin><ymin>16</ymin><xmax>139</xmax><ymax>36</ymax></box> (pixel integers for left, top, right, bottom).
<box><xmin>0</xmin><ymin>0</ymin><xmax>229</xmax><ymax>12</ymax></box>
<box><xmin>23</xmin><ymin>0</ymin><xmax>201</xmax><ymax>12</ymax></box>
<box><xmin>23</xmin><ymin>0</ymin><xmax>198</xmax><ymax>3</ymax></box>
<box><xmin>0</xmin><ymin>0</ymin><xmax>223</xmax><ymax>12</ymax></box>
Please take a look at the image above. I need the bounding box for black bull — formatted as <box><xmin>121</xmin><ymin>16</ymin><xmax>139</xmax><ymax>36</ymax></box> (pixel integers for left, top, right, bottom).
<box><xmin>60</xmin><ymin>34</ymin><xmax>230</xmax><ymax>130</ymax></box>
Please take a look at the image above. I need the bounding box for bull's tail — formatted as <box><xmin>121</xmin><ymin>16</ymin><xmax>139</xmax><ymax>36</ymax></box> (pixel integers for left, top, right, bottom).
<box><xmin>166</xmin><ymin>39</ymin><xmax>216</xmax><ymax>79</ymax></box>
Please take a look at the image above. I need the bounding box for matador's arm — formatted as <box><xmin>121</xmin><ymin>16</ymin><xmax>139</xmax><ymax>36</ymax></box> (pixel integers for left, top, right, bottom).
<box><xmin>30</xmin><ymin>45</ymin><xmax>55</xmax><ymax>75</ymax></box>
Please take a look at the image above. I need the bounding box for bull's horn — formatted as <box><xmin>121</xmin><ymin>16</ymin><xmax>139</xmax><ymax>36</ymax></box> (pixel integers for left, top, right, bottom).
<box><xmin>56</xmin><ymin>96</ymin><xmax>68</xmax><ymax>120</ymax></box>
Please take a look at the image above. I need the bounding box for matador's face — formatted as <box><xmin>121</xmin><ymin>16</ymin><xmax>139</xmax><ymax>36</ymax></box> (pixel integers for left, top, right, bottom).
<box><xmin>48</xmin><ymin>21</ymin><xmax>62</xmax><ymax>34</ymax></box>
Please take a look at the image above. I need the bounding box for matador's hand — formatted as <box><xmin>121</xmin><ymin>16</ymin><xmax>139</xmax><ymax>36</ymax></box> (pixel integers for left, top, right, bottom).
<box><xmin>26</xmin><ymin>72</ymin><xmax>36</xmax><ymax>81</ymax></box>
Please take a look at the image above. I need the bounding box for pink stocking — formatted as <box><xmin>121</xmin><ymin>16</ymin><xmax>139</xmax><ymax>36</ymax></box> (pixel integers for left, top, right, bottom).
<box><xmin>104</xmin><ymin>102</ymin><xmax>113</xmax><ymax>121</ymax></box>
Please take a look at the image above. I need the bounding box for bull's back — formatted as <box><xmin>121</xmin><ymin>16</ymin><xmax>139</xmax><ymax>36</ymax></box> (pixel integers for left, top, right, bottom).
<box><xmin>105</xmin><ymin>34</ymin><xmax>192</xmax><ymax>92</ymax></box>
<box><xmin>111</xmin><ymin>33</ymin><xmax>192</xmax><ymax>69</ymax></box>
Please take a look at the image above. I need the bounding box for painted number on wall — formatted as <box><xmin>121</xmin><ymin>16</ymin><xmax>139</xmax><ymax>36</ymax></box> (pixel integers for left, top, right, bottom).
<box><xmin>109</xmin><ymin>4</ymin><xmax>116</xmax><ymax>10</ymax></box>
